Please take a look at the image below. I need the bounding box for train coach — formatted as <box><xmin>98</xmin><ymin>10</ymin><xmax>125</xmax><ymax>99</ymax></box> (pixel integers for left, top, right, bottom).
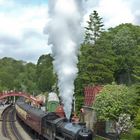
<box><xmin>15</xmin><ymin>98</ymin><xmax>94</xmax><ymax>140</ymax></box>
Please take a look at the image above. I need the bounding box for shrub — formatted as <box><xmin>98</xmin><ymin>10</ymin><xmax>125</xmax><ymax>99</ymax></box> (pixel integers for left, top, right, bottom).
<box><xmin>131</xmin><ymin>128</ymin><xmax>140</xmax><ymax>140</ymax></box>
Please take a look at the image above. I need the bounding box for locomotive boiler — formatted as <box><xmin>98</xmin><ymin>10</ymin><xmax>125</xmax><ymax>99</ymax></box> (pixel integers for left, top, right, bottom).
<box><xmin>15</xmin><ymin>98</ymin><xmax>94</xmax><ymax>140</ymax></box>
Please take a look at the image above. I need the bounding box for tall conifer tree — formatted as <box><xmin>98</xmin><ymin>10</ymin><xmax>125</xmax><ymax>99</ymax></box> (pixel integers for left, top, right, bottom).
<box><xmin>84</xmin><ymin>10</ymin><xmax>104</xmax><ymax>44</ymax></box>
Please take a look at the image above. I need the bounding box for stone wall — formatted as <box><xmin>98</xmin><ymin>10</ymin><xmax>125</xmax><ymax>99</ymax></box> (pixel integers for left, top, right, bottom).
<box><xmin>83</xmin><ymin>106</ymin><xmax>96</xmax><ymax>130</ymax></box>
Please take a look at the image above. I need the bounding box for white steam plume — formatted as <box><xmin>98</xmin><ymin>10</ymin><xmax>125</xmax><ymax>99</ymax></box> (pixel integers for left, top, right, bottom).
<box><xmin>45</xmin><ymin>0</ymin><xmax>84</xmax><ymax>119</ymax></box>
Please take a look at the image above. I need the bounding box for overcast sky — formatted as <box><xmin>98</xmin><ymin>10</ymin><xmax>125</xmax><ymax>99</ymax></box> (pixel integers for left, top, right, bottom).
<box><xmin>0</xmin><ymin>0</ymin><xmax>140</xmax><ymax>63</ymax></box>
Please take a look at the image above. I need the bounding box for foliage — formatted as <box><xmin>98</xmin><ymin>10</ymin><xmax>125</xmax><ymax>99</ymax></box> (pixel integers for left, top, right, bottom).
<box><xmin>129</xmin><ymin>110</ymin><xmax>140</xmax><ymax>139</ymax></box>
<box><xmin>93</xmin><ymin>84</ymin><xmax>137</xmax><ymax>121</ymax></box>
<box><xmin>123</xmin><ymin>127</ymin><xmax>140</xmax><ymax>140</ymax></box>
<box><xmin>84</xmin><ymin>10</ymin><xmax>104</xmax><ymax>44</ymax></box>
<box><xmin>0</xmin><ymin>55</ymin><xmax>56</xmax><ymax>94</ymax></box>
<box><xmin>36</xmin><ymin>54</ymin><xmax>56</xmax><ymax>92</ymax></box>
<box><xmin>75</xmin><ymin>23</ymin><xmax>140</xmax><ymax>111</ymax></box>
<box><xmin>116</xmin><ymin>114</ymin><xmax>133</xmax><ymax>136</ymax></box>
<box><xmin>134</xmin><ymin>109</ymin><xmax>140</xmax><ymax>129</ymax></box>
<box><xmin>131</xmin><ymin>128</ymin><xmax>140</xmax><ymax>140</ymax></box>
<box><xmin>75</xmin><ymin>31</ymin><xmax>116</xmax><ymax>111</ymax></box>
<box><xmin>132</xmin><ymin>45</ymin><xmax>140</xmax><ymax>83</ymax></box>
<box><xmin>0</xmin><ymin>57</ymin><xmax>25</xmax><ymax>91</ymax></box>
<box><xmin>15</xmin><ymin>63</ymin><xmax>37</xmax><ymax>93</ymax></box>
<box><xmin>131</xmin><ymin>84</ymin><xmax>140</xmax><ymax>114</ymax></box>
<box><xmin>110</xmin><ymin>24</ymin><xmax>140</xmax><ymax>85</ymax></box>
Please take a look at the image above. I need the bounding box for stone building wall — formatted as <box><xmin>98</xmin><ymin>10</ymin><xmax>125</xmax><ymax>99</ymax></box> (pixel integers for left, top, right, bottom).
<box><xmin>83</xmin><ymin>106</ymin><xmax>96</xmax><ymax>130</ymax></box>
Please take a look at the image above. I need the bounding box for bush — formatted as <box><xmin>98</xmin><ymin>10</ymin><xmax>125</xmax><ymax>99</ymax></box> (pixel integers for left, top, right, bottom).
<box><xmin>121</xmin><ymin>128</ymin><xmax>140</xmax><ymax>140</ymax></box>
<box><xmin>131</xmin><ymin>128</ymin><xmax>140</xmax><ymax>140</ymax></box>
<box><xmin>135</xmin><ymin>109</ymin><xmax>140</xmax><ymax>129</ymax></box>
<box><xmin>126</xmin><ymin>109</ymin><xmax>140</xmax><ymax>140</ymax></box>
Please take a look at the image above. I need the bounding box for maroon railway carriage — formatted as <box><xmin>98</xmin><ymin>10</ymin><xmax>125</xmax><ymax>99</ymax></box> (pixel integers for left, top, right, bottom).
<box><xmin>15</xmin><ymin>101</ymin><xmax>45</xmax><ymax>135</ymax></box>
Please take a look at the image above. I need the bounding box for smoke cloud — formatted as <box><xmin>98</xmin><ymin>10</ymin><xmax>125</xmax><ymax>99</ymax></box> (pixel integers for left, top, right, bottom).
<box><xmin>45</xmin><ymin>0</ymin><xmax>84</xmax><ymax>119</ymax></box>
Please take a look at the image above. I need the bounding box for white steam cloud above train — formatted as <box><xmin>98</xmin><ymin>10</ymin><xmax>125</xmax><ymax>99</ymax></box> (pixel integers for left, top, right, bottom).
<box><xmin>45</xmin><ymin>0</ymin><xmax>85</xmax><ymax>119</ymax></box>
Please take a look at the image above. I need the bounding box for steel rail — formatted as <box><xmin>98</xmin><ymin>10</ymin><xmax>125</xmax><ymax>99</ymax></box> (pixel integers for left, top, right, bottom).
<box><xmin>9</xmin><ymin>107</ymin><xmax>24</xmax><ymax>140</ymax></box>
<box><xmin>1</xmin><ymin>104</ymin><xmax>12</xmax><ymax>138</ymax></box>
<box><xmin>1</xmin><ymin>105</ymin><xmax>24</xmax><ymax>140</ymax></box>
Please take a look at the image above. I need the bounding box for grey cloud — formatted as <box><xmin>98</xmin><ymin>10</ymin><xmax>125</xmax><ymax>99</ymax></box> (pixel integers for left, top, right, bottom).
<box><xmin>0</xmin><ymin>43</ymin><xmax>49</xmax><ymax>63</ymax></box>
<box><xmin>127</xmin><ymin>0</ymin><xmax>140</xmax><ymax>24</ymax></box>
<box><xmin>23</xmin><ymin>29</ymin><xmax>44</xmax><ymax>39</ymax></box>
<box><xmin>0</xmin><ymin>35</ymin><xmax>20</xmax><ymax>46</ymax></box>
<box><xmin>129</xmin><ymin>0</ymin><xmax>140</xmax><ymax>10</ymax></box>
<box><xmin>134</xmin><ymin>11</ymin><xmax>140</xmax><ymax>24</ymax></box>
<box><xmin>0</xmin><ymin>32</ymin><xmax>50</xmax><ymax>63</ymax></box>
<box><xmin>83</xmin><ymin>0</ymin><xmax>99</xmax><ymax>9</ymax></box>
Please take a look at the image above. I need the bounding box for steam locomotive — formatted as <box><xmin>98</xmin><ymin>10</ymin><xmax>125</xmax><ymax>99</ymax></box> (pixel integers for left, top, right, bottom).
<box><xmin>15</xmin><ymin>98</ymin><xmax>94</xmax><ymax>140</ymax></box>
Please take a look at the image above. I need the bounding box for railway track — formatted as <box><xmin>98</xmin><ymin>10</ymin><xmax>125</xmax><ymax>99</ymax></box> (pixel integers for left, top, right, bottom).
<box><xmin>1</xmin><ymin>104</ymin><xmax>24</xmax><ymax>140</ymax></box>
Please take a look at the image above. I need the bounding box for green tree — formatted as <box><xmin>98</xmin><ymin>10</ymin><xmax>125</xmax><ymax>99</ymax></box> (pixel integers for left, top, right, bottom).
<box><xmin>130</xmin><ymin>109</ymin><xmax>140</xmax><ymax>140</ymax></box>
<box><xmin>84</xmin><ymin>10</ymin><xmax>104</xmax><ymax>44</ymax></box>
<box><xmin>93</xmin><ymin>84</ymin><xmax>137</xmax><ymax>121</ymax></box>
<box><xmin>110</xmin><ymin>24</ymin><xmax>140</xmax><ymax>85</ymax></box>
<box><xmin>78</xmin><ymin>32</ymin><xmax>116</xmax><ymax>84</ymax></box>
<box><xmin>0</xmin><ymin>57</ymin><xmax>25</xmax><ymax>90</ymax></box>
<box><xmin>132</xmin><ymin>45</ymin><xmax>140</xmax><ymax>83</ymax></box>
<box><xmin>0</xmin><ymin>57</ymin><xmax>38</xmax><ymax>93</ymax></box>
<box><xmin>15</xmin><ymin>63</ymin><xmax>37</xmax><ymax>93</ymax></box>
<box><xmin>0</xmin><ymin>71</ymin><xmax>14</xmax><ymax>90</ymax></box>
<box><xmin>121</xmin><ymin>108</ymin><xmax>140</xmax><ymax>139</ymax></box>
<box><xmin>75</xmin><ymin>32</ymin><xmax>116</xmax><ymax>111</ymax></box>
<box><xmin>75</xmin><ymin>12</ymin><xmax>115</xmax><ymax>111</ymax></box>
<box><xmin>75</xmin><ymin>23</ymin><xmax>140</xmax><ymax>111</ymax></box>
<box><xmin>36</xmin><ymin>54</ymin><xmax>56</xmax><ymax>92</ymax></box>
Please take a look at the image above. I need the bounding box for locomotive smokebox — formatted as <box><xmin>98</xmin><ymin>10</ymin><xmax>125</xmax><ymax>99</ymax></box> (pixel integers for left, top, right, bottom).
<box><xmin>78</xmin><ymin>126</ymin><xmax>93</xmax><ymax>140</ymax></box>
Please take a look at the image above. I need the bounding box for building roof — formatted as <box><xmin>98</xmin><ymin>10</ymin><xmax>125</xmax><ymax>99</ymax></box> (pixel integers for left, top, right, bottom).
<box><xmin>84</xmin><ymin>86</ymin><xmax>102</xmax><ymax>107</ymax></box>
